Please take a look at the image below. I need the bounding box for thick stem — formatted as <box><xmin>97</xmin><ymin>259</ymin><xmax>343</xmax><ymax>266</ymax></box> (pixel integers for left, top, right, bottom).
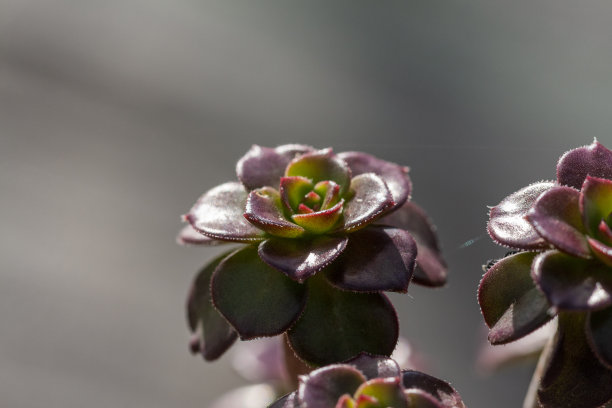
<box><xmin>522</xmin><ymin>333</ymin><xmax>555</xmax><ymax>408</ymax></box>
<box><xmin>282</xmin><ymin>333</ymin><xmax>312</xmax><ymax>391</ymax></box>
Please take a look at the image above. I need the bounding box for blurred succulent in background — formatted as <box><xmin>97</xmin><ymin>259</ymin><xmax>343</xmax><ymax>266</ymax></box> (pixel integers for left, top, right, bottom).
<box><xmin>209</xmin><ymin>337</ymin><xmax>426</xmax><ymax>408</ymax></box>
<box><xmin>479</xmin><ymin>140</ymin><xmax>612</xmax><ymax>408</ymax></box>
<box><xmin>179</xmin><ymin>145</ymin><xmax>447</xmax><ymax>366</ymax></box>
<box><xmin>268</xmin><ymin>354</ymin><xmax>465</xmax><ymax>408</ymax></box>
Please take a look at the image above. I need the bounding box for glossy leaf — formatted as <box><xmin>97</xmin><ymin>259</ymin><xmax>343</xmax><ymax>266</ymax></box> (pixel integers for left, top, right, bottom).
<box><xmin>288</xmin><ymin>276</ymin><xmax>399</xmax><ymax>366</ymax></box>
<box><xmin>588</xmin><ymin>237</ymin><xmax>612</xmax><ymax>267</ymax></box>
<box><xmin>538</xmin><ymin>312</ymin><xmax>612</xmax><ymax>408</ymax></box>
<box><xmin>176</xmin><ymin>224</ymin><xmax>227</xmax><ymax>246</ymax></box>
<box><xmin>401</xmin><ymin>370</ymin><xmax>465</xmax><ymax>408</ymax></box>
<box><xmin>244</xmin><ymin>187</ymin><xmax>306</xmax><ymax>238</ymax></box>
<box><xmin>478</xmin><ymin>252</ymin><xmax>552</xmax><ymax>344</ymax></box>
<box><xmin>211</xmin><ymin>246</ymin><xmax>307</xmax><ymax>339</ymax></box>
<box><xmin>588</xmin><ymin>306</ymin><xmax>612</xmax><ymax>369</ymax></box>
<box><xmin>338</xmin><ymin>151</ymin><xmax>412</xmax><ymax>210</ymax></box>
<box><xmin>487</xmin><ymin>182</ymin><xmax>555</xmax><ymax>250</ymax></box>
<box><xmin>354</xmin><ymin>378</ymin><xmax>408</xmax><ymax>408</ymax></box>
<box><xmin>292</xmin><ymin>200</ymin><xmax>344</xmax><ymax>234</ymax></box>
<box><xmin>186</xmin><ymin>182</ymin><xmax>266</xmax><ymax>242</ymax></box>
<box><xmin>581</xmin><ymin>176</ymin><xmax>612</xmax><ymax>238</ymax></box>
<box><xmin>556</xmin><ymin>140</ymin><xmax>612</xmax><ymax>190</ymax></box>
<box><xmin>403</xmin><ymin>390</ymin><xmax>444</xmax><ymax>408</ymax></box>
<box><xmin>526</xmin><ymin>186</ymin><xmax>590</xmax><ymax>258</ymax></box>
<box><xmin>340</xmin><ymin>174</ymin><xmax>394</xmax><ymax>233</ymax></box>
<box><xmin>286</xmin><ymin>149</ymin><xmax>352</xmax><ymax>196</ymax></box>
<box><xmin>377</xmin><ymin>202</ymin><xmax>447</xmax><ymax>287</ymax></box>
<box><xmin>297</xmin><ymin>365</ymin><xmax>366</xmax><ymax>408</ymax></box>
<box><xmin>326</xmin><ymin>226</ymin><xmax>416</xmax><ymax>293</ymax></box>
<box><xmin>345</xmin><ymin>354</ymin><xmax>401</xmax><ymax>380</ymax></box>
<box><xmin>186</xmin><ymin>251</ymin><xmax>238</xmax><ymax>360</ymax></box>
<box><xmin>236</xmin><ymin>144</ymin><xmax>313</xmax><ymax>191</ymax></box>
<box><xmin>258</xmin><ymin>235</ymin><xmax>349</xmax><ymax>282</ymax></box>
<box><xmin>532</xmin><ymin>250</ymin><xmax>612</xmax><ymax>311</ymax></box>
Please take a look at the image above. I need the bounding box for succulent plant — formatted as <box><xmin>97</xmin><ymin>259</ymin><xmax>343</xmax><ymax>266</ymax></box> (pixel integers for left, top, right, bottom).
<box><xmin>268</xmin><ymin>354</ymin><xmax>465</xmax><ymax>408</ymax></box>
<box><xmin>479</xmin><ymin>140</ymin><xmax>612</xmax><ymax>407</ymax></box>
<box><xmin>179</xmin><ymin>145</ymin><xmax>447</xmax><ymax>366</ymax></box>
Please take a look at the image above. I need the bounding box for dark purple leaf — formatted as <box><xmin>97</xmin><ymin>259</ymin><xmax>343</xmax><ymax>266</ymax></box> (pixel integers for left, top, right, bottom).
<box><xmin>539</xmin><ymin>312</ymin><xmax>612</xmax><ymax>408</ymax></box>
<box><xmin>487</xmin><ymin>182</ymin><xmax>556</xmax><ymax>250</ymax></box>
<box><xmin>532</xmin><ymin>250</ymin><xmax>612</xmax><ymax>311</ymax></box>
<box><xmin>580</xmin><ymin>176</ymin><xmax>612</xmax><ymax>238</ymax></box>
<box><xmin>268</xmin><ymin>392</ymin><xmax>299</xmax><ymax>408</ymax></box>
<box><xmin>526</xmin><ymin>186</ymin><xmax>590</xmax><ymax>258</ymax></box>
<box><xmin>297</xmin><ymin>365</ymin><xmax>366</xmax><ymax>407</ymax></box>
<box><xmin>588</xmin><ymin>306</ymin><xmax>612</xmax><ymax>369</ymax></box>
<box><xmin>557</xmin><ymin>140</ymin><xmax>612</xmax><ymax>190</ymax></box>
<box><xmin>288</xmin><ymin>276</ymin><xmax>399</xmax><ymax>366</ymax></box>
<box><xmin>244</xmin><ymin>187</ymin><xmax>306</xmax><ymax>238</ymax></box>
<box><xmin>325</xmin><ymin>226</ymin><xmax>416</xmax><ymax>293</ymax></box>
<box><xmin>236</xmin><ymin>144</ymin><xmax>313</xmax><ymax>191</ymax></box>
<box><xmin>186</xmin><ymin>182</ymin><xmax>266</xmax><ymax>242</ymax></box>
<box><xmin>354</xmin><ymin>377</ymin><xmax>408</xmax><ymax>408</ymax></box>
<box><xmin>292</xmin><ymin>200</ymin><xmax>345</xmax><ymax>234</ymax></box>
<box><xmin>258</xmin><ymin>235</ymin><xmax>349</xmax><ymax>282</ymax></box>
<box><xmin>186</xmin><ymin>251</ymin><xmax>238</xmax><ymax>360</ymax></box>
<box><xmin>176</xmin><ymin>224</ymin><xmax>228</xmax><ymax>246</ymax></box>
<box><xmin>338</xmin><ymin>151</ymin><xmax>412</xmax><ymax>210</ymax></box>
<box><xmin>401</xmin><ymin>370</ymin><xmax>465</xmax><ymax>408</ymax></box>
<box><xmin>286</xmin><ymin>148</ymin><xmax>352</xmax><ymax>196</ymax></box>
<box><xmin>339</xmin><ymin>174</ymin><xmax>394</xmax><ymax>233</ymax></box>
<box><xmin>478</xmin><ymin>252</ymin><xmax>553</xmax><ymax>344</ymax></box>
<box><xmin>211</xmin><ymin>246</ymin><xmax>307</xmax><ymax>339</ymax></box>
<box><xmin>345</xmin><ymin>354</ymin><xmax>401</xmax><ymax>380</ymax></box>
<box><xmin>403</xmin><ymin>390</ymin><xmax>445</xmax><ymax>408</ymax></box>
<box><xmin>377</xmin><ymin>202</ymin><xmax>447</xmax><ymax>287</ymax></box>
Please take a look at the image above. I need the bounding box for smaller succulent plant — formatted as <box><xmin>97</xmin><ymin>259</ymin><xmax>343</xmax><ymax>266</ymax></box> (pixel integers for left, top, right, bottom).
<box><xmin>268</xmin><ymin>354</ymin><xmax>465</xmax><ymax>408</ymax></box>
<box><xmin>180</xmin><ymin>145</ymin><xmax>446</xmax><ymax>366</ymax></box>
<box><xmin>479</xmin><ymin>140</ymin><xmax>612</xmax><ymax>408</ymax></box>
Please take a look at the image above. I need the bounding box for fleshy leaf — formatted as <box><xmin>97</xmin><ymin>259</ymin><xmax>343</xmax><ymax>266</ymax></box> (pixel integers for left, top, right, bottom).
<box><xmin>286</xmin><ymin>149</ymin><xmax>352</xmax><ymax>196</ymax></box>
<box><xmin>354</xmin><ymin>378</ymin><xmax>408</xmax><ymax>408</ymax></box>
<box><xmin>377</xmin><ymin>202</ymin><xmax>447</xmax><ymax>287</ymax></box>
<box><xmin>258</xmin><ymin>235</ymin><xmax>348</xmax><ymax>282</ymax></box>
<box><xmin>297</xmin><ymin>365</ymin><xmax>366</xmax><ymax>408</ymax></box>
<box><xmin>401</xmin><ymin>370</ymin><xmax>465</xmax><ymax>408</ymax></box>
<box><xmin>345</xmin><ymin>354</ymin><xmax>401</xmax><ymax>380</ymax></box>
<box><xmin>288</xmin><ymin>276</ymin><xmax>399</xmax><ymax>366</ymax></box>
<box><xmin>325</xmin><ymin>226</ymin><xmax>416</xmax><ymax>293</ymax></box>
<box><xmin>186</xmin><ymin>182</ymin><xmax>266</xmax><ymax>242</ymax></box>
<box><xmin>280</xmin><ymin>176</ymin><xmax>314</xmax><ymax>214</ymax></box>
<box><xmin>340</xmin><ymin>173</ymin><xmax>394</xmax><ymax>233</ymax></box>
<box><xmin>186</xmin><ymin>251</ymin><xmax>238</xmax><ymax>361</ymax></box>
<box><xmin>315</xmin><ymin>180</ymin><xmax>342</xmax><ymax>210</ymax></box>
<box><xmin>588</xmin><ymin>306</ymin><xmax>612</xmax><ymax>369</ymax></box>
<box><xmin>237</xmin><ymin>144</ymin><xmax>313</xmax><ymax>191</ymax></box>
<box><xmin>211</xmin><ymin>246</ymin><xmax>307</xmax><ymax>339</ymax></box>
<box><xmin>557</xmin><ymin>140</ymin><xmax>612</xmax><ymax>190</ymax></box>
<box><xmin>581</xmin><ymin>176</ymin><xmax>612</xmax><ymax>238</ymax></box>
<box><xmin>487</xmin><ymin>182</ymin><xmax>556</xmax><ymax>250</ymax></box>
<box><xmin>244</xmin><ymin>187</ymin><xmax>306</xmax><ymax>238</ymax></box>
<box><xmin>532</xmin><ymin>250</ymin><xmax>612</xmax><ymax>311</ymax></box>
<box><xmin>268</xmin><ymin>392</ymin><xmax>299</xmax><ymax>408</ymax></box>
<box><xmin>338</xmin><ymin>151</ymin><xmax>412</xmax><ymax>210</ymax></box>
<box><xmin>176</xmin><ymin>224</ymin><xmax>228</xmax><ymax>246</ymax></box>
<box><xmin>292</xmin><ymin>200</ymin><xmax>344</xmax><ymax>234</ymax></box>
<box><xmin>478</xmin><ymin>252</ymin><xmax>553</xmax><ymax>344</ymax></box>
<box><xmin>538</xmin><ymin>312</ymin><xmax>612</xmax><ymax>408</ymax></box>
<box><xmin>526</xmin><ymin>186</ymin><xmax>590</xmax><ymax>258</ymax></box>
<box><xmin>403</xmin><ymin>390</ymin><xmax>444</xmax><ymax>408</ymax></box>
<box><xmin>588</xmin><ymin>237</ymin><xmax>612</xmax><ymax>267</ymax></box>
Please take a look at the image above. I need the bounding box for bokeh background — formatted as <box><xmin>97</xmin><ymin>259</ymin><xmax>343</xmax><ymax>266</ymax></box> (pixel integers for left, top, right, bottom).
<box><xmin>1</xmin><ymin>1</ymin><xmax>611</xmax><ymax>407</ymax></box>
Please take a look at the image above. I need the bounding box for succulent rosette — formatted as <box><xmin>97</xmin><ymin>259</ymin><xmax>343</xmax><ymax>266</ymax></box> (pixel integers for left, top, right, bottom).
<box><xmin>479</xmin><ymin>140</ymin><xmax>612</xmax><ymax>407</ymax></box>
<box><xmin>180</xmin><ymin>145</ymin><xmax>447</xmax><ymax>366</ymax></box>
<box><xmin>268</xmin><ymin>354</ymin><xmax>465</xmax><ymax>408</ymax></box>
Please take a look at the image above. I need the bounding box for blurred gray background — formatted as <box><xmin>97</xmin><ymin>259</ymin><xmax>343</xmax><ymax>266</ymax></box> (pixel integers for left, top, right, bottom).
<box><xmin>1</xmin><ymin>1</ymin><xmax>611</xmax><ymax>407</ymax></box>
